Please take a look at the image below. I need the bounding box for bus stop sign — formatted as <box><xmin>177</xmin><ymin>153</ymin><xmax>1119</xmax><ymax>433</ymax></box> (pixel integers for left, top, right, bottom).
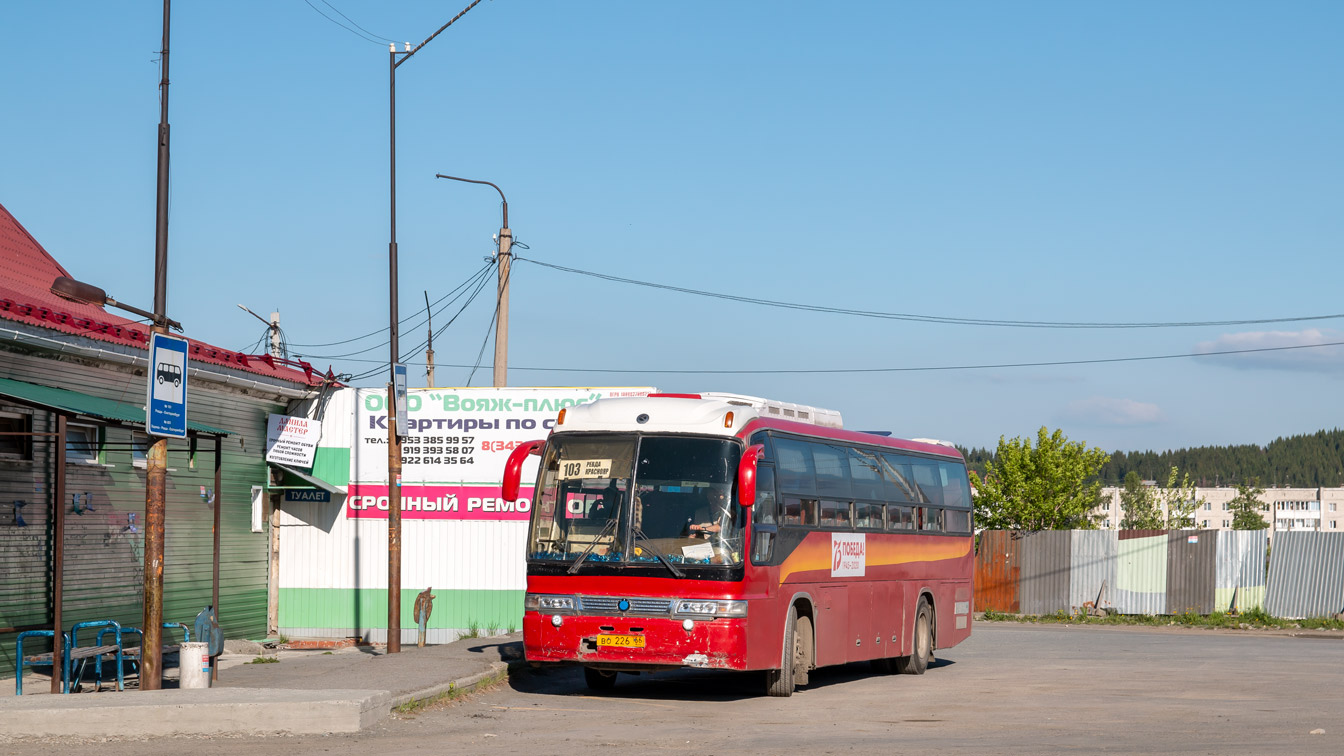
<box><xmin>147</xmin><ymin>332</ymin><xmax>188</xmax><ymax>438</ymax></box>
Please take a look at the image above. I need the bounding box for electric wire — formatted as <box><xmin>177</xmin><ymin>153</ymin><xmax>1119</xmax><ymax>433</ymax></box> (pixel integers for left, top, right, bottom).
<box><xmin>324</xmin><ymin>339</ymin><xmax>1344</xmax><ymax>377</ymax></box>
<box><xmin>514</xmin><ymin>256</ymin><xmax>1344</xmax><ymax>330</ymax></box>
<box><xmin>288</xmin><ymin>262</ymin><xmax>493</xmax><ymax>348</ymax></box>
<box><xmin>318</xmin><ymin>0</ymin><xmax>397</xmax><ymax>43</ymax></box>
<box><xmin>301</xmin><ymin>0</ymin><xmax>386</xmax><ymax>45</ymax></box>
<box><xmin>465</xmin><ymin>261</ymin><xmax>511</xmax><ymax>386</ymax></box>
<box><xmin>295</xmin><ymin>264</ymin><xmax>495</xmax><ymax>360</ymax></box>
<box><xmin>343</xmin><ymin>261</ymin><xmax>498</xmax><ymax>382</ymax></box>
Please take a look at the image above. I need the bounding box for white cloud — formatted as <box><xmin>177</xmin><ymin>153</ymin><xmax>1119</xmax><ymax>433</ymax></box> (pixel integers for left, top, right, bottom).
<box><xmin>1193</xmin><ymin>329</ymin><xmax>1344</xmax><ymax>373</ymax></box>
<box><xmin>1062</xmin><ymin>397</ymin><xmax>1165</xmax><ymax>427</ymax></box>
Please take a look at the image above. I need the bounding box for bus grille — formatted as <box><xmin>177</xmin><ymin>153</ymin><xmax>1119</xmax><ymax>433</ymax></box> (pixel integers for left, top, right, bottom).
<box><xmin>577</xmin><ymin>596</ymin><xmax>674</xmax><ymax>616</ymax></box>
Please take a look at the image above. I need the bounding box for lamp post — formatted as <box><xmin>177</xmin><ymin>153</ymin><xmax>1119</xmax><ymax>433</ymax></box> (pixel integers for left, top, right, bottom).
<box><xmin>434</xmin><ymin>174</ymin><xmax>511</xmax><ymax>387</ymax></box>
<box><xmin>385</xmin><ymin>0</ymin><xmax>483</xmax><ymax>653</ymax></box>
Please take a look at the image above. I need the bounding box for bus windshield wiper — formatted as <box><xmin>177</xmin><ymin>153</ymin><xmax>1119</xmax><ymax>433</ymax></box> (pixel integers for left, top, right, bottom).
<box><xmin>633</xmin><ymin>526</ymin><xmax>686</xmax><ymax>578</ymax></box>
<box><xmin>568</xmin><ymin>517</ymin><xmax>621</xmax><ymax>575</ymax></box>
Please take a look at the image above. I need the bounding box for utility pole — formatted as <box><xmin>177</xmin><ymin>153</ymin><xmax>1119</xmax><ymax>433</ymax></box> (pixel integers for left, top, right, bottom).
<box><xmin>424</xmin><ymin>291</ymin><xmax>435</xmax><ymax>388</ymax></box>
<box><xmin>143</xmin><ymin>0</ymin><xmax>173</xmax><ymax>691</ymax></box>
<box><xmin>494</xmin><ymin>223</ymin><xmax>511</xmax><ymax>388</ymax></box>
<box><xmin>385</xmin><ymin>0</ymin><xmax>482</xmax><ymax>652</ymax></box>
<box><xmin>434</xmin><ymin>174</ymin><xmax>511</xmax><ymax>387</ymax></box>
<box><xmin>269</xmin><ymin>311</ymin><xmax>282</xmax><ymax>359</ymax></box>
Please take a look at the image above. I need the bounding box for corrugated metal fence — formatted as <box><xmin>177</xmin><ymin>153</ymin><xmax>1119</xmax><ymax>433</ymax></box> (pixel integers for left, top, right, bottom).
<box><xmin>976</xmin><ymin>530</ymin><xmax>1270</xmax><ymax>616</ymax></box>
<box><xmin>1265</xmin><ymin>532</ymin><xmax>1344</xmax><ymax>619</ymax></box>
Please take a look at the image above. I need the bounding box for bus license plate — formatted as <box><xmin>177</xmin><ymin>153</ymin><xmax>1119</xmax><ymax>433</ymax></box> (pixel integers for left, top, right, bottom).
<box><xmin>596</xmin><ymin>634</ymin><xmax>645</xmax><ymax>648</ymax></box>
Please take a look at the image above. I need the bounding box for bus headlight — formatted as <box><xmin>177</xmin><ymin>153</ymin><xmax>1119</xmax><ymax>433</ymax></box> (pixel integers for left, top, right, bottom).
<box><xmin>673</xmin><ymin>600</ymin><xmax>747</xmax><ymax>619</ymax></box>
<box><xmin>525</xmin><ymin>594</ymin><xmax>576</xmax><ymax>613</ymax></box>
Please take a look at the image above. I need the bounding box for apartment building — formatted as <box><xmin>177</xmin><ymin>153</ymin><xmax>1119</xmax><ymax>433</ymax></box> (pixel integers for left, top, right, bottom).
<box><xmin>1095</xmin><ymin>485</ymin><xmax>1344</xmax><ymax>541</ymax></box>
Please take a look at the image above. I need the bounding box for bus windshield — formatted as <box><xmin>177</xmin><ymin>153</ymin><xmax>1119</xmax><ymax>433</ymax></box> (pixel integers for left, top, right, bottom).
<box><xmin>527</xmin><ymin>434</ymin><xmax>746</xmax><ymax>569</ymax></box>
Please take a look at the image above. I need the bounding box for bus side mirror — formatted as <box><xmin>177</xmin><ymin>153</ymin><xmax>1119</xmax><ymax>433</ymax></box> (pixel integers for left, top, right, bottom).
<box><xmin>502</xmin><ymin>440</ymin><xmax>545</xmax><ymax>502</ymax></box>
<box><xmin>737</xmin><ymin>444</ymin><xmax>764</xmax><ymax>508</ymax></box>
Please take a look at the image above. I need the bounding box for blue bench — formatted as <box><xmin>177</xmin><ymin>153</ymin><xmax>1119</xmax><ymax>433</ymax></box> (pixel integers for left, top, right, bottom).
<box><xmin>15</xmin><ymin>620</ymin><xmax>124</xmax><ymax>695</ymax></box>
<box><xmin>111</xmin><ymin>622</ymin><xmax>191</xmax><ymax>684</ymax></box>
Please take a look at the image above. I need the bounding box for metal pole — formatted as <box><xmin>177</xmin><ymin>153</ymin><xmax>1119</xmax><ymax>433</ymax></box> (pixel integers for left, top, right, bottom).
<box><xmin>387</xmin><ymin>384</ymin><xmax>402</xmax><ymax>652</ymax></box>
<box><xmin>51</xmin><ymin>414</ymin><xmax>67</xmax><ymax>694</ymax></box>
<box><xmin>212</xmin><ymin>434</ymin><xmax>221</xmax><ymax>681</ymax></box>
<box><xmin>142</xmin><ymin>0</ymin><xmax>172</xmax><ymax>692</ymax></box>
<box><xmin>387</xmin><ymin>43</ymin><xmax>403</xmax><ymax>654</ymax></box>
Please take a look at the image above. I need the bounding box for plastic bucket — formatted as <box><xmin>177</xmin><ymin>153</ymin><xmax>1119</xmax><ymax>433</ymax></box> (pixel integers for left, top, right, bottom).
<box><xmin>179</xmin><ymin>641</ymin><xmax>212</xmax><ymax>689</ymax></box>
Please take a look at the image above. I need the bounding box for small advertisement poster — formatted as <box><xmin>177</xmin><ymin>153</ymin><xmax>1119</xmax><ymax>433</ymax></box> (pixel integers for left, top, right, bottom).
<box><xmin>348</xmin><ymin>387</ymin><xmax>653</xmax><ymax>521</ymax></box>
<box><xmin>831</xmin><ymin>533</ymin><xmax>867</xmax><ymax>577</ymax></box>
<box><xmin>265</xmin><ymin>414</ymin><xmax>323</xmax><ymax>468</ymax></box>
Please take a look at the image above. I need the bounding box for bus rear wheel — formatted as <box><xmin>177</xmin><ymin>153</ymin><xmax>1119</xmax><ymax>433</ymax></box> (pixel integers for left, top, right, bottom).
<box><xmin>765</xmin><ymin>606</ymin><xmax>800</xmax><ymax>697</ymax></box>
<box><xmin>583</xmin><ymin>667</ymin><xmax>618</xmax><ymax>691</ymax></box>
<box><xmin>897</xmin><ymin>598</ymin><xmax>932</xmax><ymax>675</ymax></box>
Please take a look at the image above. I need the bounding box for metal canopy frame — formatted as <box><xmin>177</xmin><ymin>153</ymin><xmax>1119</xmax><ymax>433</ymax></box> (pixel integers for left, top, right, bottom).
<box><xmin>0</xmin><ymin>389</ymin><xmax>227</xmax><ymax>692</ymax></box>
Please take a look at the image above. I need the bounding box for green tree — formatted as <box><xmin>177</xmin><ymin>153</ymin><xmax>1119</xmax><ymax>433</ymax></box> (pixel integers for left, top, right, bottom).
<box><xmin>969</xmin><ymin>427</ymin><xmax>1112</xmax><ymax>531</ymax></box>
<box><xmin>1119</xmin><ymin>470</ymin><xmax>1163</xmax><ymax>529</ymax></box>
<box><xmin>1158</xmin><ymin>466</ymin><xmax>1204</xmax><ymax>529</ymax></box>
<box><xmin>1229</xmin><ymin>479</ymin><xmax>1270</xmax><ymax>530</ymax></box>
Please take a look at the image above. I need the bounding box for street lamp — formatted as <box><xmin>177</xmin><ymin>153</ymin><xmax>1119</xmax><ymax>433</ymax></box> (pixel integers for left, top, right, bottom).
<box><xmin>384</xmin><ymin>0</ymin><xmax>484</xmax><ymax>654</ymax></box>
<box><xmin>434</xmin><ymin>174</ymin><xmax>511</xmax><ymax>388</ymax></box>
<box><xmin>52</xmin><ymin>277</ymin><xmax>181</xmax><ymax>330</ymax></box>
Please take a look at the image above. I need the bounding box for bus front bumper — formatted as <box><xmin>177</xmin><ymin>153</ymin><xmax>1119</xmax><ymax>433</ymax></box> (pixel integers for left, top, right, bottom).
<box><xmin>523</xmin><ymin>612</ymin><xmax>750</xmax><ymax>671</ymax></box>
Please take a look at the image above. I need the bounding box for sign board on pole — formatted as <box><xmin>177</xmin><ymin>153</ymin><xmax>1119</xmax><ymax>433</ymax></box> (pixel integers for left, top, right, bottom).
<box><xmin>265</xmin><ymin>414</ymin><xmax>323</xmax><ymax>467</ymax></box>
<box><xmin>348</xmin><ymin>387</ymin><xmax>655</xmax><ymax>521</ymax></box>
<box><xmin>146</xmin><ymin>332</ymin><xmax>188</xmax><ymax>438</ymax></box>
<box><xmin>393</xmin><ymin>363</ymin><xmax>409</xmax><ymax>437</ymax></box>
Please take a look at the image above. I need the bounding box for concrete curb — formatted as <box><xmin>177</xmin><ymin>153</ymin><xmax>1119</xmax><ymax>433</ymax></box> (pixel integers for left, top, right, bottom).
<box><xmin>0</xmin><ymin>688</ymin><xmax>392</xmax><ymax>738</ymax></box>
<box><xmin>388</xmin><ymin>660</ymin><xmax>513</xmax><ymax>710</ymax></box>
<box><xmin>0</xmin><ymin>660</ymin><xmax>523</xmax><ymax>738</ymax></box>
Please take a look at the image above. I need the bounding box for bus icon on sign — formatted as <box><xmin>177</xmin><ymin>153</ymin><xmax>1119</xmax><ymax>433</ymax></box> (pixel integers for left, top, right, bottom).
<box><xmin>157</xmin><ymin>362</ymin><xmax>182</xmax><ymax>387</ymax></box>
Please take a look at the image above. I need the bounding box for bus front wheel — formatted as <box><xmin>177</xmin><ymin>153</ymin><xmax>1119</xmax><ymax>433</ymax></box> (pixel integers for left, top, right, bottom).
<box><xmin>765</xmin><ymin>606</ymin><xmax>800</xmax><ymax>697</ymax></box>
<box><xmin>583</xmin><ymin>667</ymin><xmax>617</xmax><ymax>691</ymax></box>
<box><xmin>897</xmin><ymin>598</ymin><xmax>932</xmax><ymax>675</ymax></box>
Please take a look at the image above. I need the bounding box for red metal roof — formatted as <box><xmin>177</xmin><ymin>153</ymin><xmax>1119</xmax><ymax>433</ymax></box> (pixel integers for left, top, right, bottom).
<box><xmin>0</xmin><ymin>202</ymin><xmax>327</xmax><ymax>387</ymax></box>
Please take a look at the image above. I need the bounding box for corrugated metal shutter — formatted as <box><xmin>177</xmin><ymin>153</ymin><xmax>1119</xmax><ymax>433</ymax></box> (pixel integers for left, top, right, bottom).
<box><xmin>1019</xmin><ymin>530</ymin><xmax>1070</xmax><ymax>615</ymax></box>
<box><xmin>1070</xmin><ymin>530</ymin><xmax>1117</xmax><ymax>613</ymax></box>
<box><xmin>973</xmin><ymin>530</ymin><xmax>1020</xmax><ymax>613</ymax></box>
<box><xmin>0</xmin><ymin>404</ymin><xmax>51</xmax><ymax>680</ymax></box>
<box><xmin>0</xmin><ymin>350</ymin><xmax>288</xmax><ymax>678</ymax></box>
<box><xmin>1166</xmin><ymin>530</ymin><xmax>1216</xmax><ymax>615</ymax></box>
<box><xmin>1114</xmin><ymin>530</ymin><xmax>1168</xmax><ymax>615</ymax></box>
<box><xmin>1266</xmin><ymin>532</ymin><xmax>1344</xmax><ymax>619</ymax></box>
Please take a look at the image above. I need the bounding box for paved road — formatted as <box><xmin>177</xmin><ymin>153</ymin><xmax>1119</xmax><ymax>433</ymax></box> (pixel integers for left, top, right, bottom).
<box><xmin>6</xmin><ymin>623</ymin><xmax>1340</xmax><ymax>755</ymax></box>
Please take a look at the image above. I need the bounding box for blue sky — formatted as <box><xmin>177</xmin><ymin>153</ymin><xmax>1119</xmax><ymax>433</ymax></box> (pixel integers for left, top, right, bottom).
<box><xmin>3</xmin><ymin>1</ymin><xmax>1342</xmax><ymax>454</ymax></box>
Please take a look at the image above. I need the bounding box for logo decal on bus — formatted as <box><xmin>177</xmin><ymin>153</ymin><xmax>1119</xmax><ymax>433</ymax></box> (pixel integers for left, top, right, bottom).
<box><xmin>831</xmin><ymin>533</ymin><xmax>866</xmax><ymax>577</ymax></box>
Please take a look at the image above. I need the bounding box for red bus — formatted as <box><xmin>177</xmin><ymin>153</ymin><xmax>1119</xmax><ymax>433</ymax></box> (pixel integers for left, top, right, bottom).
<box><xmin>501</xmin><ymin>393</ymin><xmax>973</xmax><ymax>697</ymax></box>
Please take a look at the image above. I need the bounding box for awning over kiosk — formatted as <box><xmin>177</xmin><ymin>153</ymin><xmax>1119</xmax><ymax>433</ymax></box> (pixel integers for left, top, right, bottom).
<box><xmin>0</xmin><ymin>376</ymin><xmax>230</xmax><ymax>436</ymax></box>
<box><xmin>268</xmin><ymin>462</ymin><xmax>346</xmax><ymax>496</ymax></box>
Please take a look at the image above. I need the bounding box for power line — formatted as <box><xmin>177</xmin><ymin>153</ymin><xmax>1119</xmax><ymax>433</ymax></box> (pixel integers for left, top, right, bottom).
<box><xmin>343</xmin><ymin>262</ymin><xmax>498</xmax><ymax>382</ymax></box>
<box><xmin>289</xmin><ymin>262</ymin><xmax>494</xmax><ymax>348</ymax></box>
<box><xmin>515</xmin><ymin>256</ymin><xmax>1344</xmax><ymax>330</ymax></box>
<box><xmin>466</xmin><ymin>262</ymin><xmax>511</xmax><ymax>386</ymax></box>
<box><xmin>300</xmin><ymin>0</ymin><xmax>386</xmax><ymax>45</ymax></box>
<box><xmin>318</xmin><ymin>0</ymin><xmax>396</xmax><ymax>43</ymax></box>
<box><xmin>330</xmin><ymin>339</ymin><xmax>1344</xmax><ymax>376</ymax></box>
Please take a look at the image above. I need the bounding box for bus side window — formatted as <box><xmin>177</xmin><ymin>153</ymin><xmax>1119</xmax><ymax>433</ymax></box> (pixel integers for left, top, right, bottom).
<box><xmin>907</xmin><ymin>458</ymin><xmax>945</xmax><ymax>507</ymax></box>
<box><xmin>854</xmin><ymin>502</ymin><xmax>883</xmax><ymax>529</ymax></box>
<box><xmin>945</xmin><ymin>508</ymin><xmax>971</xmax><ymax>533</ymax></box>
<box><xmin>924</xmin><ymin>507</ymin><xmax>943</xmax><ymax>532</ymax></box>
<box><xmin>774</xmin><ymin>437</ymin><xmax>817</xmax><ymax>496</ymax></box>
<box><xmin>820</xmin><ymin>500</ymin><xmax>851</xmax><ymax>528</ymax></box>
<box><xmin>781</xmin><ymin>496</ymin><xmax>817</xmax><ymax>526</ymax></box>
<box><xmin>753</xmin><ymin>466</ymin><xmax>777</xmax><ymax>525</ymax></box>
<box><xmin>887</xmin><ymin>504</ymin><xmax>913</xmax><ymax>530</ymax></box>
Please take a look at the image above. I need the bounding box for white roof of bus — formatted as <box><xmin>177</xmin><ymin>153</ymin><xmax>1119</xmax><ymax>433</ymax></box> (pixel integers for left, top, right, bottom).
<box><xmin>558</xmin><ymin>393</ymin><xmax>843</xmax><ymax>436</ymax></box>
